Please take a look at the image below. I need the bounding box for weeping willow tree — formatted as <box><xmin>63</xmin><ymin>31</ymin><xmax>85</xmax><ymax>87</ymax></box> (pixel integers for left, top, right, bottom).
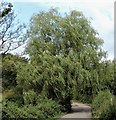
<box><xmin>16</xmin><ymin>8</ymin><xmax>108</xmax><ymax>111</ymax></box>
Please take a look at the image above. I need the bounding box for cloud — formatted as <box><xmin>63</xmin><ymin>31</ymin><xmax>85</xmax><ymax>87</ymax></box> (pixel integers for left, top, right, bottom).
<box><xmin>36</xmin><ymin>1</ymin><xmax>114</xmax><ymax>59</ymax></box>
<box><xmin>87</xmin><ymin>3</ymin><xmax>114</xmax><ymax>60</ymax></box>
<box><xmin>8</xmin><ymin>0</ymin><xmax>114</xmax><ymax>59</ymax></box>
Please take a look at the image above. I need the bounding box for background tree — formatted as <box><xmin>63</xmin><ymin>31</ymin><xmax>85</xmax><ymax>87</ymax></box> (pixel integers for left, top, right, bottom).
<box><xmin>0</xmin><ymin>2</ymin><xmax>26</xmax><ymax>54</ymax></box>
<box><xmin>98</xmin><ymin>60</ymin><xmax>115</xmax><ymax>95</ymax></box>
<box><xmin>2</xmin><ymin>53</ymin><xmax>28</xmax><ymax>107</ymax></box>
<box><xmin>2</xmin><ymin>53</ymin><xmax>28</xmax><ymax>90</ymax></box>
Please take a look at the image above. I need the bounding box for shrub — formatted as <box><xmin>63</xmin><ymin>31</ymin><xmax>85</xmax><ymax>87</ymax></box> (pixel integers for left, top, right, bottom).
<box><xmin>99</xmin><ymin>103</ymin><xmax>116</xmax><ymax>120</ymax></box>
<box><xmin>92</xmin><ymin>90</ymin><xmax>116</xmax><ymax>119</ymax></box>
<box><xmin>37</xmin><ymin>99</ymin><xmax>61</xmax><ymax>119</ymax></box>
<box><xmin>2</xmin><ymin>97</ymin><xmax>61</xmax><ymax>119</ymax></box>
<box><xmin>2</xmin><ymin>99</ymin><xmax>23</xmax><ymax>118</ymax></box>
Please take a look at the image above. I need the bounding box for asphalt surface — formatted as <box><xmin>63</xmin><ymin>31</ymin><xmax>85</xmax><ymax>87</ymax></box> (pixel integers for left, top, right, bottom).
<box><xmin>60</xmin><ymin>103</ymin><xmax>91</xmax><ymax>120</ymax></box>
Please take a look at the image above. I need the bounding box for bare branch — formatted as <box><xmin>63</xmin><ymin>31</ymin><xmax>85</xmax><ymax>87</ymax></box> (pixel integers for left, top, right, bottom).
<box><xmin>0</xmin><ymin>2</ymin><xmax>26</xmax><ymax>54</ymax></box>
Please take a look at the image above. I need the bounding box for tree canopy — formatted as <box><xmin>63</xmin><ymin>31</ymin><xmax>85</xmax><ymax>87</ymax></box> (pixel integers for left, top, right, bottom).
<box><xmin>16</xmin><ymin>8</ymin><xmax>108</xmax><ymax>110</ymax></box>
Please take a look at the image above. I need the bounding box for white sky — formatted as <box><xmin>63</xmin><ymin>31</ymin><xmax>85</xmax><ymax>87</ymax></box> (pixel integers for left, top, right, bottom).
<box><xmin>6</xmin><ymin>0</ymin><xmax>115</xmax><ymax>60</ymax></box>
<box><xmin>7</xmin><ymin>0</ymin><xmax>115</xmax><ymax>3</ymax></box>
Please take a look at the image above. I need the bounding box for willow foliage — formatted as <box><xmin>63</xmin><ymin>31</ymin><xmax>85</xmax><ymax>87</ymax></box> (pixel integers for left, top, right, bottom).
<box><xmin>16</xmin><ymin>8</ymin><xmax>110</xmax><ymax>111</ymax></box>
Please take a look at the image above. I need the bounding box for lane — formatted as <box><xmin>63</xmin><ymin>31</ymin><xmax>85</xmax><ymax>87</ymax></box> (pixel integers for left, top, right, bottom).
<box><xmin>60</xmin><ymin>103</ymin><xmax>91</xmax><ymax>119</ymax></box>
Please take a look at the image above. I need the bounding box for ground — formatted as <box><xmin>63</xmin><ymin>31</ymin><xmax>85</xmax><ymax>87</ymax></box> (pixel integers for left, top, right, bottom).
<box><xmin>60</xmin><ymin>103</ymin><xmax>91</xmax><ymax>119</ymax></box>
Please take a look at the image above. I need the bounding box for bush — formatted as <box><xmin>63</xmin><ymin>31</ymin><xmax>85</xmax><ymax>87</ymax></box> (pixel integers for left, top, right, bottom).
<box><xmin>37</xmin><ymin>99</ymin><xmax>61</xmax><ymax>119</ymax></box>
<box><xmin>2</xmin><ymin>97</ymin><xmax>61</xmax><ymax>119</ymax></box>
<box><xmin>99</xmin><ymin>103</ymin><xmax>116</xmax><ymax>120</ymax></box>
<box><xmin>92</xmin><ymin>90</ymin><xmax>116</xmax><ymax>119</ymax></box>
<box><xmin>2</xmin><ymin>99</ymin><xmax>23</xmax><ymax>118</ymax></box>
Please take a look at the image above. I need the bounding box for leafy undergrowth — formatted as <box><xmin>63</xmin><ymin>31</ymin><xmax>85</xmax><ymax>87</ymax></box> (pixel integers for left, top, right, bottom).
<box><xmin>2</xmin><ymin>96</ymin><xmax>61</xmax><ymax>120</ymax></box>
<box><xmin>92</xmin><ymin>90</ymin><xmax>116</xmax><ymax>120</ymax></box>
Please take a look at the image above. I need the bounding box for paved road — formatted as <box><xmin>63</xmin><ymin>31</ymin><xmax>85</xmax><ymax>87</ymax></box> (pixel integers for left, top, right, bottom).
<box><xmin>60</xmin><ymin>103</ymin><xmax>91</xmax><ymax>120</ymax></box>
